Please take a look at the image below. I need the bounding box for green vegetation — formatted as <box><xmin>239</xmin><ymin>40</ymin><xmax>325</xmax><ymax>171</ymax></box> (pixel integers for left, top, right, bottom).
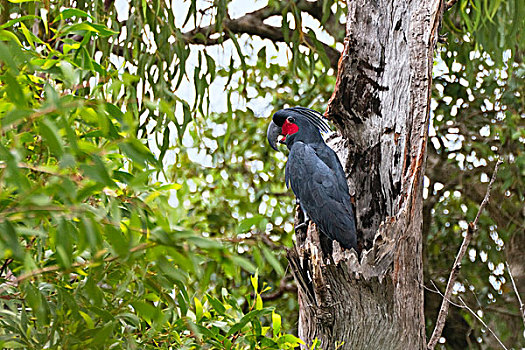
<box><xmin>0</xmin><ymin>0</ymin><xmax>523</xmax><ymax>348</ymax></box>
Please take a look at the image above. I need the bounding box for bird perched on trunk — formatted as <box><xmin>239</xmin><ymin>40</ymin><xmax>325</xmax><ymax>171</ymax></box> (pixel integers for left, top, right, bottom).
<box><xmin>267</xmin><ymin>107</ymin><xmax>358</xmax><ymax>251</ymax></box>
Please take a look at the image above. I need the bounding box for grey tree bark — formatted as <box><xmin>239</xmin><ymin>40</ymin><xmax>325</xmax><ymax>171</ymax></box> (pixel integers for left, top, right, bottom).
<box><xmin>287</xmin><ymin>0</ymin><xmax>444</xmax><ymax>348</ymax></box>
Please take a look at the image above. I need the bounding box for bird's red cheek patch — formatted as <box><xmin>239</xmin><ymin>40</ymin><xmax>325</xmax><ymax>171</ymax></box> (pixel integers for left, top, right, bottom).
<box><xmin>282</xmin><ymin>120</ymin><xmax>299</xmax><ymax>136</ymax></box>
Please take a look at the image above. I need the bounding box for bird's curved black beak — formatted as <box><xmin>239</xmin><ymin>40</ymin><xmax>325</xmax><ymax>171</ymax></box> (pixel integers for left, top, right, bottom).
<box><xmin>267</xmin><ymin>121</ymin><xmax>281</xmax><ymax>151</ymax></box>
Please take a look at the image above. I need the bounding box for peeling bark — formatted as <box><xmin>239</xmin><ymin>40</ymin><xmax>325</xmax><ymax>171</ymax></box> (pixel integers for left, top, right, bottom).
<box><xmin>288</xmin><ymin>0</ymin><xmax>444</xmax><ymax>348</ymax></box>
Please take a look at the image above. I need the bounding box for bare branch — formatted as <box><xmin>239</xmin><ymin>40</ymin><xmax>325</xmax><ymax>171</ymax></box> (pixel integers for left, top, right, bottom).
<box><xmin>427</xmin><ymin>160</ymin><xmax>503</xmax><ymax>350</ymax></box>
<box><xmin>472</xmin><ymin>161</ymin><xmax>502</xmax><ymax>226</ymax></box>
<box><xmin>458</xmin><ymin>296</ymin><xmax>509</xmax><ymax>350</ymax></box>
<box><xmin>427</xmin><ymin>280</ymin><xmax>509</xmax><ymax>349</ymax></box>
<box><xmin>426</xmin><ymin>280</ymin><xmax>465</xmax><ymax>308</ymax></box>
<box><xmin>181</xmin><ymin>4</ymin><xmax>341</xmax><ymax>70</ymax></box>
<box><xmin>506</xmin><ymin>261</ymin><xmax>525</xmax><ymax>329</ymax></box>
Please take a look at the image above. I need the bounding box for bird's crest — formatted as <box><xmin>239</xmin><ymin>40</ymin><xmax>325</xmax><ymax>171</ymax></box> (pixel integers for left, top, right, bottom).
<box><xmin>286</xmin><ymin>107</ymin><xmax>331</xmax><ymax>133</ymax></box>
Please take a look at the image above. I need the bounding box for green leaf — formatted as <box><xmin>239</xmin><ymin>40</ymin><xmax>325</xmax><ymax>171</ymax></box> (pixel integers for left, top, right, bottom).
<box><xmin>131</xmin><ymin>301</ymin><xmax>158</xmax><ymax>324</ymax></box>
<box><xmin>0</xmin><ymin>15</ymin><xmax>38</xmax><ymax>29</ymax></box>
<box><xmin>0</xmin><ymin>221</ymin><xmax>25</xmax><ymax>259</ymax></box>
<box><xmin>52</xmin><ymin>8</ymin><xmax>94</xmax><ymax>23</ymax></box>
<box><xmin>91</xmin><ymin>322</ymin><xmax>115</xmax><ymax>346</ymax></box>
<box><xmin>205</xmin><ymin>51</ymin><xmax>216</xmax><ymax>82</ymax></box>
<box><xmin>0</xmin><ymin>42</ymin><xmax>21</xmax><ymax>73</ymax></box>
<box><xmin>238</xmin><ymin>215</ymin><xmax>264</xmax><ymax>233</ymax></box>
<box><xmin>40</xmin><ymin>8</ymin><xmax>48</xmax><ymax>35</ymax></box>
<box><xmin>3</xmin><ymin>72</ymin><xmax>26</xmax><ymax>107</ymax></box>
<box><xmin>206</xmin><ymin>294</ymin><xmax>226</xmax><ymax>315</ymax></box>
<box><xmin>186</xmin><ymin>236</ymin><xmax>223</xmax><ymax>249</ymax></box>
<box><xmin>40</xmin><ymin>118</ymin><xmax>64</xmax><ymax>158</ymax></box>
<box><xmin>80</xmin><ymin>155</ymin><xmax>115</xmax><ymax>187</ymax></box>
<box><xmin>307</xmin><ymin>30</ymin><xmax>331</xmax><ymax>70</ymax></box>
<box><xmin>281</xmin><ymin>8</ymin><xmax>290</xmax><ymax>43</ymax></box>
<box><xmin>250</xmin><ymin>272</ymin><xmax>258</xmax><ymax>293</ymax></box>
<box><xmin>0</xmin><ymin>30</ymin><xmax>22</xmax><ymax>46</ymax></box>
<box><xmin>255</xmin><ymin>294</ymin><xmax>263</xmax><ymax>310</ymax></box>
<box><xmin>78</xmin><ymin>311</ymin><xmax>95</xmax><ymax>329</ymax></box>
<box><xmin>272</xmin><ymin>311</ymin><xmax>281</xmax><ymax>337</ymax></box>
<box><xmin>1</xmin><ymin>109</ymin><xmax>32</xmax><ymax>129</ymax></box>
<box><xmin>59</xmin><ymin>22</ymin><xmax>118</xmax><ymax>37</ymax></box>
<box><xmin>119</xmin><ymin>138</ymin><xmax>156</xmax><ymax>168</ymax></box>
<box><xmin>183</xmin><ymin>0</ymin><xmax>197</xmax><ymax>27</ymax></box>
<box><xmin>116</xmin><ymin>313</ymin><xmax>141</xmax><ymax>328</ymax></box>
<box><xmin>280</xmin><ymin>334</ymin><xmax>305</xmax><ymax>345</ymax></box>
<box><xmin>230</xmin><ymin>255</ymin><xmax>257</xmax><ymax>273</ymax></box>
<box><xmin>261</xmin><ymin>245</ymin><xmax>284</xmax><ymax>276</ymax></box>
<box><xmin>321</xmin><ymin>0</ymin><xmax>331</xmax><ymax>24</ymax></box>
<box><xmin>105</xmin><ymin>226</ymin><xmax>129</xmax><ymax>257</ymax></box>
<box><xmin>24</xmin><ymin>284</ymin><xmax>50</xmax><ymax>326</ymax></box>
<box><xmin>194</xmin><ymin>297</ymin><xmax>203</xmax><ymax>321</ymax></box>
<box><xmin>19</xmin><ymin>22</ymin><xmax>37</xmax><ymax>48</ymax></box>
<box><xmin>156</xmin><ymin>256</ymin><xmax>187</xmax><ymax>283</ymax></box>
<box><xmin>226</xmin><ymin>309</ymin><xmax>272</xmax><ymax>336</ymax></box>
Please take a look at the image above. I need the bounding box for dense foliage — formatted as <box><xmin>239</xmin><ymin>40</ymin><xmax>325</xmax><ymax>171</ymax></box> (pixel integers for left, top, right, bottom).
<box><xmin>0</xmin><ymin>11</ymin><xmax>302</xmax><ymax>349</ymax></box>
<box><xmin>0</xmin><ymin>0</ymin><xmax>523</xmax><ymax>349</ymax></box>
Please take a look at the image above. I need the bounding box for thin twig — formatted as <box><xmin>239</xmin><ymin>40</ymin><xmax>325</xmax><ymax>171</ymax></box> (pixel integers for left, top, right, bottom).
<box><xmin>428</xmin><ymin>160</ymin><xmax>502</xmax><ymax>350</ymax></box>
<box><xmin>428</xmin><ymin>280</ymin><xmax>508</xmax><ymax>349</ymax></box>
<box><xmin>458</xmin><ymin>296</ymin><xmax>509</xmax><ymax>350</ymax></box>
<box><xmin>428</xmin><ymin>280</ymin><xmax>464</xmax><ymax>308</ymax></box>
<box><xmin>506</xmin><ymin>261</ymin><xmax>525</xmax><ymax>329</ymax></box>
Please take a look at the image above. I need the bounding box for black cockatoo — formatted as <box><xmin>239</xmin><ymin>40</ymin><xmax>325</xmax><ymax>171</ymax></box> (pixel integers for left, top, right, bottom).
<box><xmin>267</xmin><ymin>107</ymin><xmax>358</xmax><ymax>250</ymax></box>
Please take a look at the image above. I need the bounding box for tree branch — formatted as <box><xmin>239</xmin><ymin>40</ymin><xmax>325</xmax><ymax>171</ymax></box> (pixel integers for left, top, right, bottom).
<box><xmin>181</xmin><ymin>3</ymin><xmax>341</xmax><ymax>70</ymax></box>
<box><xmin>506</xmin><ymin>261</ymin><xmax>525</xmax><ymax>329</ymax></box>
<box><xmin>458</xmin><ymin>296</ymin><xmax>509</xmax><ymax>350</ymax></box>
<box><xmin>427</xmin><ymin>280</ymin><xmax>509</xmax><ymax>350</ymax></box>
<box><xmin>427</xmin><ymin>160</ymin><xmax>503</xmax><ymax>350</ymax></box>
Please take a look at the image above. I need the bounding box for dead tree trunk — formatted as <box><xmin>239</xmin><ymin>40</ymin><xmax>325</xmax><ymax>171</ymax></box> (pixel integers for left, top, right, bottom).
<box><xmin>287</xmin><ymin>0</ymin><xmax>444</xmax><ymax>348</ymax></box>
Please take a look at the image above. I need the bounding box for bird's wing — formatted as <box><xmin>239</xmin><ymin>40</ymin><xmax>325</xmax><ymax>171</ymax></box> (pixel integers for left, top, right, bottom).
<box><xmin>286</xmin><ymin>142</ymin><xmax>357</xmax><ymax>249</ymax></box>
<box><xmin>312</xmin><ymin>144</ymin><xmax>350</xmax><ymax>197</ymax></box>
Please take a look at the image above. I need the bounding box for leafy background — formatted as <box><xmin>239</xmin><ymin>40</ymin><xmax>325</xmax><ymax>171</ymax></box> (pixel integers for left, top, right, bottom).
<box><xmin>0</xmin><ymin>0</ymin><xmax>523</xmax><ymax>348</ymax></box>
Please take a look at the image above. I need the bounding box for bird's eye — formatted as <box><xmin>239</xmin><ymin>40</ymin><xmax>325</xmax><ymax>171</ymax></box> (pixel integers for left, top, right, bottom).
<box><xmin>287</xmin><ymin>117</ymin><xmax>295</xmax><ymax>123</ymax></box>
